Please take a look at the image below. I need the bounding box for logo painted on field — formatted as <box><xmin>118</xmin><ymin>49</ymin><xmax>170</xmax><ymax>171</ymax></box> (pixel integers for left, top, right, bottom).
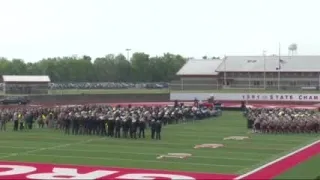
<box><xmin>157</xmin><ymin>153</ymin><xmax>192</xmax><ymax>159</ymax></box>
<box><xmin>194</xmin><ymin>144</ymin><xmax>224</xmax><ymax>149</ymax></box>
<box><xmin>223</xmin><ymin>136</ymin><xmax>249</xmax><ymax>140</ymax></box>
<box><xmin>0</xmin><ymin>161</ymin><xmax>237</xmax><ymax>180</ymax></box>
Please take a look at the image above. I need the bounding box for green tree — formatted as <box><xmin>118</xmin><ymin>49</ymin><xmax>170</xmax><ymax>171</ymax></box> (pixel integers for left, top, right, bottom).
<box><xmin>0</xmin><ymin>52</ymin><xmax>192</xmax><ymax>82</ymax></box>
<box><xmin>130</xmin><ymin>52</ymin><xmax>151</xmax><ymax>82</ymax></box>
<box><xmin>114</xmin><ymin>54</ymin><xmax>131</xmax><ymax>82</ymax></box>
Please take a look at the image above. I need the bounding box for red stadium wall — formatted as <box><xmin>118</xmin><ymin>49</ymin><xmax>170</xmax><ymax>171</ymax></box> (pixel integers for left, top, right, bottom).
<box><xmin>170</xmin><ymin>92</ymin><xmax>320</xmax><ymax>105</ymax></box>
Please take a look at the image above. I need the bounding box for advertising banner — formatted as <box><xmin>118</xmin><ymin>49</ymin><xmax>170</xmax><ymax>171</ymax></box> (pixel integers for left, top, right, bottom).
<box><xmin>170</xmin><ymin>93</ymin><xmax>320</xmax><ymax>102</ymax></box>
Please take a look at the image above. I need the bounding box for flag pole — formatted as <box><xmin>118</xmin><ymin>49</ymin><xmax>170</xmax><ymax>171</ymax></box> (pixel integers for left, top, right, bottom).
<box><xmin>263</xmin><ymin>50</ymin><xmax>266</xmax><ymax>89</ymax></box>
<box><xmin>223</xmin><ymin>55</ymin><xmax>227</xmax><ymax>87</ymax></box>
<box><xmin>249</xmin><ymin>72</ymin><xmax>251</xmax><ymax>91</ymax></box>
<box><xmin>278</xmin><ymin>43</ymin><xmax>281</xmax><ymax>91</ymax></box>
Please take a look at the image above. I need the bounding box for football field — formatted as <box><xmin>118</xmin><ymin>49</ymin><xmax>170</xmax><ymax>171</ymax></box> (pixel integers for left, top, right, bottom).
<box><xmin>0</xmin><ymin>111</ymin><xmax>318</xmax><ymax>179</ymax></box>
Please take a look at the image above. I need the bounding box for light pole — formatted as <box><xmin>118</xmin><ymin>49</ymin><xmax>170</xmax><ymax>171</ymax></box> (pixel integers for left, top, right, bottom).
<box><xmin>263</xmin><ymin>50</ymin><xmax>266</xmax><ymax>89</ymax></box>
<box><xmin>277</xmin><ymin>43</ymin><xmax>281</xmax><ymax>91</ymax></box>
<box><xmin>125</xmin><ymin>49</ymin><xmax>131</xmax><ymax>61</ymax></box>
<box><xmin>246</xmin><ymin>71</ymin><xmax>251</xmax><ymax>105</ymax></box>
<box><xmin>223</xmin><ymin>55</ymin><xmax>227</xmax><ymax>87</ymax></box>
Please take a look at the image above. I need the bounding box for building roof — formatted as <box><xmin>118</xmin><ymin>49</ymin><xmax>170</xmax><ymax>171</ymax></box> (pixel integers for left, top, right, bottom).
<box><xmin>176</xmin><ymin>59</ymin><xmax>223</xmax><ymax>76</ymax></box>
<box><xmin>2</xmin><ymin>75</ymin><xmax>51</xmax><ymax>83</ymax></box>
<box><xmin>215</xmin><ymin>55</ymin><xmax>320</xmax><ymax>72</ymax></box>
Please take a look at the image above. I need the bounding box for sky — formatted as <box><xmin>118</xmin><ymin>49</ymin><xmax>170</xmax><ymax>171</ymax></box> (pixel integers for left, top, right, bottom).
<box><xmin>0</xmin><ymin>0</ymin><xmax>319</xmax><ymax>62</ymax></box>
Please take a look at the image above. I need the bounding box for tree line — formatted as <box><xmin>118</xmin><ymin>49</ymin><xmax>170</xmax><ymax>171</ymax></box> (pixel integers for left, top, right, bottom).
<box><xmin>0</xmin><ymin>53</ymin><xmax>220</xmax><ymax>82</ymax></box>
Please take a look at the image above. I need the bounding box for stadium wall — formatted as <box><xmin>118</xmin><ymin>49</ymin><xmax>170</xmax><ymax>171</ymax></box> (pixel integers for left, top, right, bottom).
<box><xmin>170</xmin><ymin>92</ymin><xmax>320</xmax><ymax>105</ymax></box>
<box><xmin>4</xmin><ymin>92</ymin><xmax>320</xmax><ymax>107</ymax></box>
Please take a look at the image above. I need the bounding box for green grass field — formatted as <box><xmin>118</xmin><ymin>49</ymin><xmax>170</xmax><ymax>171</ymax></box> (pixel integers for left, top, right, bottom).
<box><xmin>0</xmin><ymin>111</ymin><xmax>318</xmax><ymax>179</ymax></box>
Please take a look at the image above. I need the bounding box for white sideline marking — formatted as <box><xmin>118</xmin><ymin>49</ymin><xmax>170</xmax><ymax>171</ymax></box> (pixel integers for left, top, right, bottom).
<box><xmin>0</xmin><ymin>138</ymin><xmax>100</xmax><ymax>160</ymax></box>
<box><xmin>234</xmin><ymin>139</ymin><xmax>320</xmax><ymax>180</ymax></box>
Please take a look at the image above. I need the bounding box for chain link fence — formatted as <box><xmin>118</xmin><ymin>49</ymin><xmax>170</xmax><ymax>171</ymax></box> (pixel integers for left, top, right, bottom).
<box><xmin>0</xmin><ymin>82</ymin><xmax>170</xmax><ymax>96</ymax></box>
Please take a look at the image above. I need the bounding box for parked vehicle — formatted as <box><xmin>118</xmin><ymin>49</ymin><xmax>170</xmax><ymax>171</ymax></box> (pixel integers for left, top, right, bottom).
<box><xmin>0</xmin><ymin>96</ymin><xmax>30</xmax><ymax>105</ymax></box>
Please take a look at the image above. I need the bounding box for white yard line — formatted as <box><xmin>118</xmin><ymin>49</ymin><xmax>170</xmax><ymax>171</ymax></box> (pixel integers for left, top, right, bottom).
<box><xmin>71</xmin><ymin>142</ymin><xmax>289</xmax><ymax>151</ymax></box>
<box><xmin>24</xmin><ymin>153</ymin><xmax>246</xmax><ymax>168</ymax></box>
<box><xmin>0</xmin><ymin>146</ymin><xmax>260</xmax><ymax>162</ymax></box>
<box><xmin>6</xmin><ymin>131</ymin><xmax>313</xmax><ymax>142</ymax></box>
<box><xmin>0</xmin><ymin>138</ymin><xmax>306</xmax><ymax>150</ymax></box>
<box><xmin>71</xmin><ymin>138</ymin><xmax>294</xmax><ymax>151</ymax></box>
<box><xmin>2</xmin><ymin>136</ymin><xmax>294</xmax><ymax>150</ymax></box>
<box><xmin>0</xmin><ymin>145</ymin><xmax>275</xmax><ymax>156</ymax></box>
<box><xmin>36</xmin><ymin>148</ymin><xmax>260</xmax><ymax>162</ymax></box>
<box><xmin>0</xmin><ymin>146</ymin><xmax>35</xmax><ymax>150</ymax></box>
<box><xmin>234</xmin><ymin>138</ymin><xmax>320</xmax><ymax>180</ymax></box>
<box><xmin>0</xmin><ymin>138</ymin><xmax>102</xmax><ymax>160</ymax></box>
<box><xmin>53</xmin><ymin>139</ymin><xmax>289</xmax><ymax>151</ymax></box>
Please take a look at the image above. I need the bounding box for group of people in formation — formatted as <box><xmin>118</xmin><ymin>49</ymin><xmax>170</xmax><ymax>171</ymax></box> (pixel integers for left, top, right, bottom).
<box><xmin>0</xmin><ymin>102</ymin><xmax>221</xmax><ymax>140</ymax></box>
<box><xmin>246</xmin><ymin>108</ymin><xmax>320</xmax><ymax>133</ymax></box>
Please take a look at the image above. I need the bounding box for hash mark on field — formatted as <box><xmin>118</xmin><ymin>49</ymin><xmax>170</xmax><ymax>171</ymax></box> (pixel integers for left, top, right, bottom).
<box><xmin>0</xmin><ymin>138</ymin><xmax>101</xmax><ymax>160</ymax></box>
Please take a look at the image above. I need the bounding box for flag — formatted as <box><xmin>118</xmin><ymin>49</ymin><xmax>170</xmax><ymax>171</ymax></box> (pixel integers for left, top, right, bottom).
<box><xmin>276</xmin><ymin>59</ymin><xmax>286</xmax><ymax>70</ymax></box>
<box><xmin>279</xmin><ymin>59</ymin><xmax>286</xmax><ymax>63</ymax></box>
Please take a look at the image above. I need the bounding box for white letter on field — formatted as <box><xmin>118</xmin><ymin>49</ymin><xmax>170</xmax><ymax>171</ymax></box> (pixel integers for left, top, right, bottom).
<box><xmin>0</xmin><ymin>165</ymin><xmax>36</xmax><ymax>176</ymax></box>
<box><xmin>27</xmin><ymin>167</ymin><xmax>117</xmax><ymax>179</ymax></box>
<box><xmin>117</xmin><ymin>173</ymin><xmax>196</xmax><ymax>180</ymax></box>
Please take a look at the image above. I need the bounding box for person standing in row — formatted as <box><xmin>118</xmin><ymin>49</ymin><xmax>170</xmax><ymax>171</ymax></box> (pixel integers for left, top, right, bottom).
<box><xmin>155</xmin><ymin>120</ymin><xmax>162</xmax><ymax>140</ymax></box>
<box><xmin>0</xmin><ymin>112</ymin><xmax>8</xmax><ymax>131</ymax></box>
<box><xmin>13</xmin><ymin>112</ymin><xmax>19</xmax><ymax>131</ymax></box>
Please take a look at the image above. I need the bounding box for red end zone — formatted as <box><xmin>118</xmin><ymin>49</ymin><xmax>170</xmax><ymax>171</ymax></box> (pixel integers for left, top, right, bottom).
<box><xmin>0</xmin><ymin>161</ymin><xmax>237</xmax><ymax>179</ymax></box>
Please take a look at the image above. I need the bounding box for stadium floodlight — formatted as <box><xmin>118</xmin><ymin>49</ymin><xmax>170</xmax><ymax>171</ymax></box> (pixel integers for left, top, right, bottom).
<box><xmin>125</xmin><ymin>49</ymin><xmax>132</xmax><ymax>61</ymax></box>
